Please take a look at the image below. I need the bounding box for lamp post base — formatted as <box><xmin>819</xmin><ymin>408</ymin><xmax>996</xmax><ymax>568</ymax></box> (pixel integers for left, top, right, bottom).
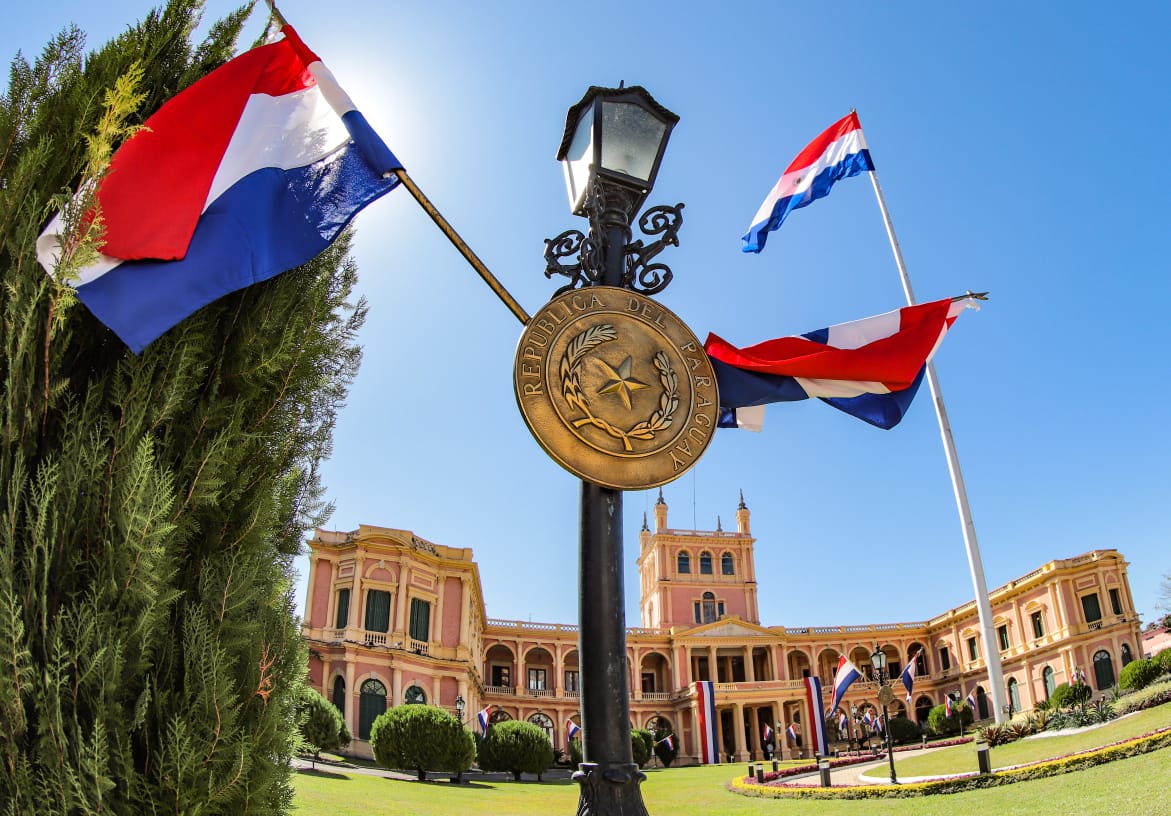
<box><xmin>573</xmin><ymin>763</ymin><xmax>649</xmax><ymax>816</ymax></box>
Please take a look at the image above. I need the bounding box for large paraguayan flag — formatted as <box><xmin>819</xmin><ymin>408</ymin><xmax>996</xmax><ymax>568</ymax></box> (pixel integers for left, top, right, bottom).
<box><xmin>695</xmin><ymin>681</ymin><xmax>719</xmax><ymax>764</ymax></box>
<box><xmin>36</xmin><ymin>24</ymin><xmax>402</xmax><ymax>353</ymax></box>
<box><xmin>741</xmin><ymin>112</ymin><xmax>873</xmax><ymax>253</ymax></box>
<box><xmin>827</xmin><ymin>655</ymin><xmax>863</xmax><ymax>717</ymax></box>
<box><xmin>707</xmin><ymin>297</ymin><xmax>976</xmax><ymax>430</ymax></box>
<box><xmin>804</xmin><ymin>677</ymin><xmax>829</xmax><ymax>757</ymax></box>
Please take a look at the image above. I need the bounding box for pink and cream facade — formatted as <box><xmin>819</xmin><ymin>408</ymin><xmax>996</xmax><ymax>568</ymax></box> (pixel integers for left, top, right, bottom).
<box><xmin>303</xmin><ymin>495</ymin><xmax>1142</xmax><ymax>762</ymax></box>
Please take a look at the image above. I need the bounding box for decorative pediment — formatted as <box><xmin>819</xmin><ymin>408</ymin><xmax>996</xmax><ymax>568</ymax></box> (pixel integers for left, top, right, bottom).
<box><xmin>688</xmin><ymin>618</ymin><xmax>772</xmax><ymax>638</ymax></box>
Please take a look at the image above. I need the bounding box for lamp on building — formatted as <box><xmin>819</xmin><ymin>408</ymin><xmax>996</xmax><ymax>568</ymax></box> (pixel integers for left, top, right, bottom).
<box><xmin>455</xmin><ymin>695</ymin><xmax>465</xmax><ymax>722</ymax></box>
<box><xmin>870</xmin><ymin>644</ymin><xmax>898</xmax><ymax>784</ymax></box>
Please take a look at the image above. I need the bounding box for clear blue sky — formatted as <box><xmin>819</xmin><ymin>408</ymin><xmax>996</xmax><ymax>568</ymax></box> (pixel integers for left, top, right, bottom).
<box><xmin>5</xmin><ymin>1</ymin><xmax>1170</xmax><ymax>633</ymax></box>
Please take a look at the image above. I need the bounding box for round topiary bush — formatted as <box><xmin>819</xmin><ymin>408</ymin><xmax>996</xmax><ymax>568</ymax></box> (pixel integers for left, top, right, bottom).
<box><xmin>368</xmin><ymin>705</ymin><xmax>476</xmax><ymax>781</ymax></box>
<box><xmin>886</xmin><ymin>715</ymin><xmax>921</xmax><ymax>745</ymax></box>
<box><xmin>1155</xmin><ymin>648</ymin><xmax>1171</xmax><ymax>675</ymax></box>
<box><xmin>652</xmin><ymin>729</ymin><xmax>679</xmax><ymax>767</ymax></box>
<box><xmin>1120</xmin><ymin>657</ymin><xmax>1161</xmax><ymax>691</ymax></box>
<box><xmin>926</xmin><ymin>702</ymin><xmax>973</xmax><ymax>736</ymax></box>
<box><xmin>477</xmin><ymin>720</ymin><xmax>555</xmax><ymax>781</ymax></box>
<box><xmin>631</xmin><ymin>728</ymin><xmax>653</xmax><ymax>768</ymax></box>
<box><xmin>297</xmin><ymin>686</ymin><xmax>351</xmax><ymax>767</ymax></box>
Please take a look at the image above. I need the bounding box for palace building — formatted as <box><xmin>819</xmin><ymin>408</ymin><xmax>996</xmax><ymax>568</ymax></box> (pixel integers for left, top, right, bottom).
<box><xmin>302</xmin><ymin>493</ymin><xmax>1142</xmax><ymax>762</ymax></box>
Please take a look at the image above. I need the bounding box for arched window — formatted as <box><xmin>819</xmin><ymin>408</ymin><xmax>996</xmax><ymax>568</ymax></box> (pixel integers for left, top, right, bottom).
<box><xmin>1093</xmin><ymin>650</ymin><xmax>1115</xmax><ymax>690</ymax></box>
<box><xmin>721</xmin><ymin>552</ymin><xmax>734</xmax><ymax>575</ymax></box>
<box><xmin>699</xmin><ymin>552</ymin><xmax>713</xmax><ymax>574</ymax></box>
<box><xmin>1121</xmin><ymin>643</ymin><xmax>1133</xmax><ymax>667</ymax></box>
<box><xmin>528</xmin><ymin>712</ymin><xmax>554</xmax><ymax>744</ymax></box>
<box><xmin>358</xmin><ymin>679</ymin><xmax>387</xmax><ymax>740</ymax></box>
<box><xmin>701</xmin><ymin>592</ymin><xmax>717</xmax><ymax>623</ymax></box>
<box><xmin>1043</xmin><ymin>666</ymin><xmax>1056</xmax><ymax>698</ymax></box>
<box><xmin>404</xmin><ymin>685</ymin><xmax>426</xmax><ymax>705</ymax></box>
<box><xmin>677</xmin><ymin>551</ymin><xmax>691</xmax><ymax>574</ymax></box>
<box><xmin>489</xmin><ymin>708</ymin><xmax>513</xmax><ymax>724</ymax></box>
<box><xmin>331</xmin><ymin>676</ymin><xmax>345</xmax><ymax>713</ymax></box>
<box><xmin>975</xmin><ymin>686</ymin><xmax>989</xmax><ymax>720</ymax></box>
<box><xmin>1007</xmin><ymin>677</ymin><xmax>1021</xmax><ymax>713</ymax></box>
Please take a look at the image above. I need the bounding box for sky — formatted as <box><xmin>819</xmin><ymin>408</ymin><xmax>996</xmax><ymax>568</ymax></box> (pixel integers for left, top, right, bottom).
<box><xmin>4</xmin><ymin>1</ymin><xmax>1170</xmax><ymax>634</ymax></box>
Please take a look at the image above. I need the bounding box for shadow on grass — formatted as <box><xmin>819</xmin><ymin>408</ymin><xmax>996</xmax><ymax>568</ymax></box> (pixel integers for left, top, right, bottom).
<box><xmin>297</xmin><ymin>767</ymin><xmax>350</xmax><ymax>780</ymax></box>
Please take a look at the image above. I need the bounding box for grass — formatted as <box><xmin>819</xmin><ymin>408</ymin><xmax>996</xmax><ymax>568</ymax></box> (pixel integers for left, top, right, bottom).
<box><xmin>894</xmin><ymin>701</ymin><xmax>1171</xmax><ymax>777</ymax></box>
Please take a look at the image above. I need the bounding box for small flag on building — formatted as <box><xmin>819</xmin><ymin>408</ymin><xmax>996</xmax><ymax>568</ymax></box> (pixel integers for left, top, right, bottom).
<box><xmin>763</xmin><ymin>723</ymin><xmax>773</xmax><ymax>743</ymax></box>
<box><xmin>660</xmin><ymin>734</ymin><xmax>675</xmax><ymax>751</ymax></box>
<box><xmin>567</xmin><ymin>719</ymin><xmax>581</xmax><ymax>742</ymax></box>
<box><xmin>828</xmin><ymin>655</ymin><xmax>863</xmax><ymax>716</ymax></box>
<box><xmin>741</xmin><ymin>111</ymin><xmax>874</xmax><ymax>253</ymax></box>
<box><xmin>901</xmin><ymin>650</ymin><xmax>923</xmax><ymax>704</ymax></box>
<box><xmin>966</xmin><ymin>690</ymin><xmax>977</xmax><ymax>711</ymax></box>
<box><xmin>477</xmin><ymin>706</ymin><xmax>492</xmax><ymax>734</ymax></box>
<box><xmin>945</xmin><ymin>697</ymin><xmax>953</xmax><ymax>718</ymax></box>
<box><xmin>786</xmin><ymin>723</ymin><xmax>799</xmax><ymax>742</ymax></box>
<box><xmin>696</xmin><ymin>681</ymin><xmax>719</xmax><ymax>764</ymax></box>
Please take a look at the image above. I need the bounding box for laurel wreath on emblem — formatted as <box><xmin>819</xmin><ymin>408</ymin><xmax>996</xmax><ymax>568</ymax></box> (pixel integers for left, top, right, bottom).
<box><xmin>560</xmin><ymin>324</ymin><xmax>679</xmax><ymax>452</ymax></box>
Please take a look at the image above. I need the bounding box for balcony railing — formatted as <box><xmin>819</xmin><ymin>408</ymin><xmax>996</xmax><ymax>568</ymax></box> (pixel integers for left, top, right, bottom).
<box><xmin>362</xmin><ymin>631</ymin><xmax>387</xmax><ymax>647</ymax></box>
<box><xmin>408</xmin><ymin>639</ymin><xmax>429</xmax><ymax>656</ymax></box>
<box><xmin>525</xmin><ymin>688</ymin><xmax>554</xmax><ymax>697</ymax></box>
<box><xmin>484</xmin><ymin>685</ymin><xmax>515</xmax><ymax>695</ymax></box>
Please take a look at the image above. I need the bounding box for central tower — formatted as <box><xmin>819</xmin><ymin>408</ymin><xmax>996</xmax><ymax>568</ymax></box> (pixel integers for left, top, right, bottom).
<box><xmin>637</xmin><ymin>490</ymin><xmax>759</xmax><ymax>629</ymax></box>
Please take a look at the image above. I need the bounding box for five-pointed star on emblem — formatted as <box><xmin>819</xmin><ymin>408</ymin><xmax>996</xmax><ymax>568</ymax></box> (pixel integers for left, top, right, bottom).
<box><xmin>596</xmin><ymin>356</ymin><xmax>648</xmax><ymax>410</ymax></box>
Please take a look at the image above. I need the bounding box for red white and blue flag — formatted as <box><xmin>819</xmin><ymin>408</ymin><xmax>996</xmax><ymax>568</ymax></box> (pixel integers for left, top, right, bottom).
<box><xmin>660</xmin><ymin>734</ymin><xmax>675</xmax><ymax>751</ymax></box>
<box><xmin>37</xmin><ymin>24</ymin><xmax>401</xmax><ymax>353</ymax></box>
<box><xmin>901</xmin><ymin>651</ymin><xmax>922</xmax><ymax>704</ymax></box>
<box><xmin>786</xmin><ymin>723</ymin><xmax>799</xmax><ymax>742</ymax></box>
<box><xmin>566</xmin><ymin>718</ymin><xmax>581</xmax><ymax>743</ymax></box>
<box><xmin>762</xmin><ymin>723</ymin><xmax>773</xmax><ymax>743</ymax></box>
<box><xmin>945</xmin><ymin>696</ymin><xmax>953</xmax><ymax>718</ymax></box>
<box><xmin>707</xmin><ymin>297</ymin><xmax>976</xmax><ymax>430</ymax></box>
<box><xmin>804</xmin><ymin>677</ymin><xmax>828</xmax><ymax>757</ymax></box>
<box><xmin>827</xmin><ymin>655</ymin><xmax>863</xmax><ymax>716</ymax></box>
<box><xmin>477</xmin><ymin>706</ymin><xmax>492</xmax><ymax>734</ymax></box>
<box><xmin>966</xmin><ymin>690</ymin><xmax>977</xmax><ymax>711</ymax></box>
<box><xmin>696</xmin><ymin>681</ymin><xmax>718</xmax><ymax>764</ymax></box>
<box><xmin>741</xmin><ymin>111</ymin><xmax>874</xmax><ymax>253</ymax></box>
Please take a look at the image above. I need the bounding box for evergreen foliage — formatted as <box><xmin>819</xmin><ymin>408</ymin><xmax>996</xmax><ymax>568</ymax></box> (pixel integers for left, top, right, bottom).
<box><xmin>369</xmin><ymin>706</ymin><xmax>475</xmax><ymax>782</ymax></box>
<box><xmin>925</xmin><ymin>703</ymin><xmax>973</xmax><ymax>736</ymax></box>
<box><xmin>1118</xmin><ymin>658</ymin><xmax>1160</xmax><ymax>691</ymax></box>
<box><xmin>652</xmin><ymin>728</ymin><xmax>678</xmax><ymax>767</ymax></box>
<box><xmin>0</xmin><ymin>2</ymin><xmax>369</xmax><ymax>812</ymax></box>
<box><xmin>1154</xmin><ymin>647</ymin><xmax>1171</xmax><ymax>674</ymax></box>
<box><xmin>886</xmin><ymin>715</ymin><xmax>920</xmax><ymax>745</ymax></box>
<box><xmin>630</xmin><ymin>728</ymin><xmax>652</xmax><ymax>768</ymax></box>
<box><xmin>297</xmin><ymin>687</ymin><xmax>350</xmax><ymax>767</ymax></box>
<box><xmin>476</xmin><ymin>720</ymin><xmax>554</xmax><ymax>781</ymax></box>
<box><xmin>568</xmin><ymin>734</ymin><xmax>582</xmax><ymax>767</ymax></box>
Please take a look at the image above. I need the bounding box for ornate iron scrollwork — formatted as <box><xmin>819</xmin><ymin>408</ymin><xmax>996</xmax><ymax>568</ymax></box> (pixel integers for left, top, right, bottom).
<box><xmin>543</xmin><ymin>184</ymin><xmax>684</xmax><ymax>297</ymax></box>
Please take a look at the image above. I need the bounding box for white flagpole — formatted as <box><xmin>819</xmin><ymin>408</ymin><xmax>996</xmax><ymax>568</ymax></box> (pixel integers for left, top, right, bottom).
<box><xmin>867</xmin><ymin>168</ymin><xmax>1009</xmax><ymax>726</ymax></box>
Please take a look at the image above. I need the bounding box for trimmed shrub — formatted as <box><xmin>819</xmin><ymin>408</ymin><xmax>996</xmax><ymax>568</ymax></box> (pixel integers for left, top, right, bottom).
<box><xmin>1049</xmin><ymin>681</ymin><xmax>1091</xmax><ymax>709</ymax></box>
<box><xmin>568</xmin><ymin>735</ymin><xmax>583</xmax><ymax>766</ymax></box>
<box><xmin>478</xmin><ymin>720</ymin><xmax>555</xmax><ymax>781</ymax></box>
<box><xmin>369</xmin><ymin>705</ymin><xmax>476</xmax><ymax>781</ymax></box>
<box><xmin>297</xmin><ymin>686</ymin><xmax>351</xmax><ymax>767</ymax></box>
<box><xmin>887</xmin><ymin>715</ymin><xmax>921</xmax><ymax>745</ymax></box>
<box><xmin>926</xmin><ymin>703</ymin><xmax>973</xmax><ymax>736</ymax></box>
<box><xmin>631</xmin><ymin>728</ymin><xmax>653</xmax><ymax>768</ymax></box>
<box><xmin>1114</xmin><ymin>678</ymin><xmax>1171</xmax><ymax>714</ymax></box>
<box><xmin>1154</xmin><ymin>648</ymin><xmax>1171</xmax><ymax>674</ymax></box>
<box><xmin>653</xmin><ymin>729</ymin><xmax>679</xmax><ymax>767</ymax></box>
<box><xmin>1120</xmin><ymin>658</ymin><xmax>1161</xmax><ymax>691</ymax></box>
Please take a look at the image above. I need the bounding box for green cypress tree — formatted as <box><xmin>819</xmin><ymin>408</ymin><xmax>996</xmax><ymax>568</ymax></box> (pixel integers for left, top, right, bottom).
<box><xmin>0</xmin><ymin>2</ymin><xmax>369</xmax><ymax>812</ymax></box>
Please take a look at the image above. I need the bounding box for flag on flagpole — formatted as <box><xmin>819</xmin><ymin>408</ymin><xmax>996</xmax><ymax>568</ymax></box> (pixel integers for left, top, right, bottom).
<box><xmin>659</xmin><ymin>734</ymin><xmax>675</xmax><ymax>751</ymax></box>
<box><xmin>837</xmin><ymin>712</ymin><xmax>848</xmax><ymax>733</ymax></box>
<box><xmin>945</xmin><ymin>696</ymin><xmax>953</xmax><ymax>718</ymax></box>
<box><xmin>804</xmin><ymin>677</ymin><xmax>828</xmax><ymax>757</ymax></box>
<box><xmin>828</xmin><ymin>655</ymin><xmax>863</xmax><ymax>716</ymax></box>
<box><xmin>966</xmin><ymin>690</ymin><xmax>977</xmax><ymax>711</ymax></box>
<box><xmin>566</xmin><ymin>719</ymin><xmax>581</xmax><ymax>742</ymax></box>
<box><xmin>477</xmin><ymin>706</ymin><xmax>492</xmax><ymax>734</ymax></box>
<box><xmin>696</xmin><ymin>681</ymin><xmax>719</xmax><ymax>764</ymax></box>
<box><xmin>763</xmin><ymin>723</ymin><xmax>773</xmax><ymax>743</ymax></box>
<box><xmin>901</xmin><ymin>650</ymin><xmax>922</xmax><ymax>704</ymax></box>
<box><xmin>36</xmin><ymin>24</ymin><xmax>402</xmax><ymax>353</ymax></box>
<box><xmin>786</xmin><ymin>723</ymin><xmax>798</xmax><ymax>742</ymax></box>
<box><xmin>741</xmin><ymin>111</ymin><xmax>874</xmax><ymax>253</ymax></box>
<box><xmin>708</xmin><ymin>297</ymin><xmax>977</xmax><ymax>430</ymax></box>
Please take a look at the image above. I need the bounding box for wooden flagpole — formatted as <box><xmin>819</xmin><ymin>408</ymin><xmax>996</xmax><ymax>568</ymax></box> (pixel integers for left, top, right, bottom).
<box><xmin>867</xmin><ymin>167</ymin><xmax>1009</xmax><ymax>725</ymax></box>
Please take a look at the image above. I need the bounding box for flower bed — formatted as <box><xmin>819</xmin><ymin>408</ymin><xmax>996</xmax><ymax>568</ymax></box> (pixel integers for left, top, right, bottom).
<box><xmin>754</xmin><ymin>737</ymin><xmax>971</xmax><ymax>782</ymax></box>
<box><xmin>729</xmin><ymin>727</ymin><xmax>1171</xmax><ymax>799</ymax></box>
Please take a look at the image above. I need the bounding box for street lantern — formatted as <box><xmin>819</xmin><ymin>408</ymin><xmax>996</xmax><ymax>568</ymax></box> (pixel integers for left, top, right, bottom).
<box><xmin>455</xmin><ymin>695</ymin><xmax>465</xmax><ymax>721</ymax></box>
<box><xmin>870</xmin><ymin>644</ymin><xmax>898</xmax><ymax>784</ymax></box>
<box><xmin>557</xmin><ymin>85</ymin><xmax>679</xmax><ymax>218</ymax></box>
<box><xmin>869</xmin><ymin>645</ymin><xmax>888</xmax><ymax>674</ymax></box>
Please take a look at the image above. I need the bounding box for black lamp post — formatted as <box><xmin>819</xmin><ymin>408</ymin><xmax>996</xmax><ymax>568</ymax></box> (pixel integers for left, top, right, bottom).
<box><xmin>870</xmin><ymin>644</ymin><xmax>898</xmax><ymax>784</ymax></box>
<box><xmin>455</xmin><ymin>695</ymin><xmax>465</xmax><ymax>722</ymax></box>
<box><xmin>549</xmin><ymin>85</ymin><xmax>682</xmax><ymax>816</ymax></box>
<box><xmin>849</xmin><ymin>704</ymin><xmax>860</xmax><ymax>754</ymax></box>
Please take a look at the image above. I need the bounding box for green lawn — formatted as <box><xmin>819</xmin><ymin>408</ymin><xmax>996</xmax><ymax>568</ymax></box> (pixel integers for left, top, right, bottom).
<box><xmin>894</xmin><ymin>702</ymin><xmax>1171</xmax><ymax>777</ymax></box>
<box><xmin>293</xmin><ymin>745</ymin><xmax>1171</xmax><ymax>816</ymax></box>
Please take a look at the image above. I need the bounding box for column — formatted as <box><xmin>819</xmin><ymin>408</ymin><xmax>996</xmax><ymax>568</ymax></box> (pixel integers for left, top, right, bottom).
<box><xmin>554</xmin><ymin>646</ymin><xmax>565</xmax><ymax>697</ymax></box>
<box><xmin>744</xmin><ymin>648</ymin><xmax>755</xmax><ymax>682</ymax></box>
<box><xmin>458</xmin><ymin>576</ymin><xmax>471</xmax><ymax>650</ymax></box>
<box><xmin>320</xmin><ymin>657</ymin><xmax>331</xmax><ymax>695</ymax></box>
<box><xmin>395</xmin><ymin>563</ymin><xmax>410</xmax><ymax>636</ymax></box>
<box><xmin>354</xmin><ymin>556</ymin><xmax>366</xmax><ymax>635</ymax></box>
<box><xmin>344</xmin><ymin>659</ymin><xmax>356</xmax><ymax>735</ymax></box>
<box><xmin>432</xmin><ymin>674</ymin><xmax>441</xmax><ymax>706</ymax></box>
<box><xmin>306</xmin><ymin>554</ymin><xmax>320</xmax><ymax>629</ymax></box>
<box><xmin>745</xmin><ymin>705</ymin><xmax>756</xmax><ymax>758</ymax></box>
<box><xmin>732</xmin><ymin>702</ymin><xmax>747</xmax><ymax>762</ymax></box>
<box><xmin>392</xmin><ymin>667</ymin><xmax>402</xmax><ymax>707</ymax></box>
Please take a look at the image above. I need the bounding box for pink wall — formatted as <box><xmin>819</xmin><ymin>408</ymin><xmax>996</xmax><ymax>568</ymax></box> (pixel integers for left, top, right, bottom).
<box><xmin>442</xmin><ymin>576</ymin><xmax>462</xmax><ymax>647</ymax></box>
<box><xmin>308</xmin><ymin>559</ymin><xmax>333</xmax><ymax>629</ymax></box>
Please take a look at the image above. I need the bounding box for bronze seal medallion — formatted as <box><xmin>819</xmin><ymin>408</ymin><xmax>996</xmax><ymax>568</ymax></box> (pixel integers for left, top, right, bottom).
<box><xmin>514</xmin><ymin>286</ymin><xmax>719</xmax><ymax>490</ymax></box>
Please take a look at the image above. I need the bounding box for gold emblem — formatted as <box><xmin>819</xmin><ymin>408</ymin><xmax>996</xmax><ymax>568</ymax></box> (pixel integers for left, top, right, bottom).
<box><xmin>514</xmin><ymin>287</ymin><xmax>719</xmax><ymax>489</ymax></box>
